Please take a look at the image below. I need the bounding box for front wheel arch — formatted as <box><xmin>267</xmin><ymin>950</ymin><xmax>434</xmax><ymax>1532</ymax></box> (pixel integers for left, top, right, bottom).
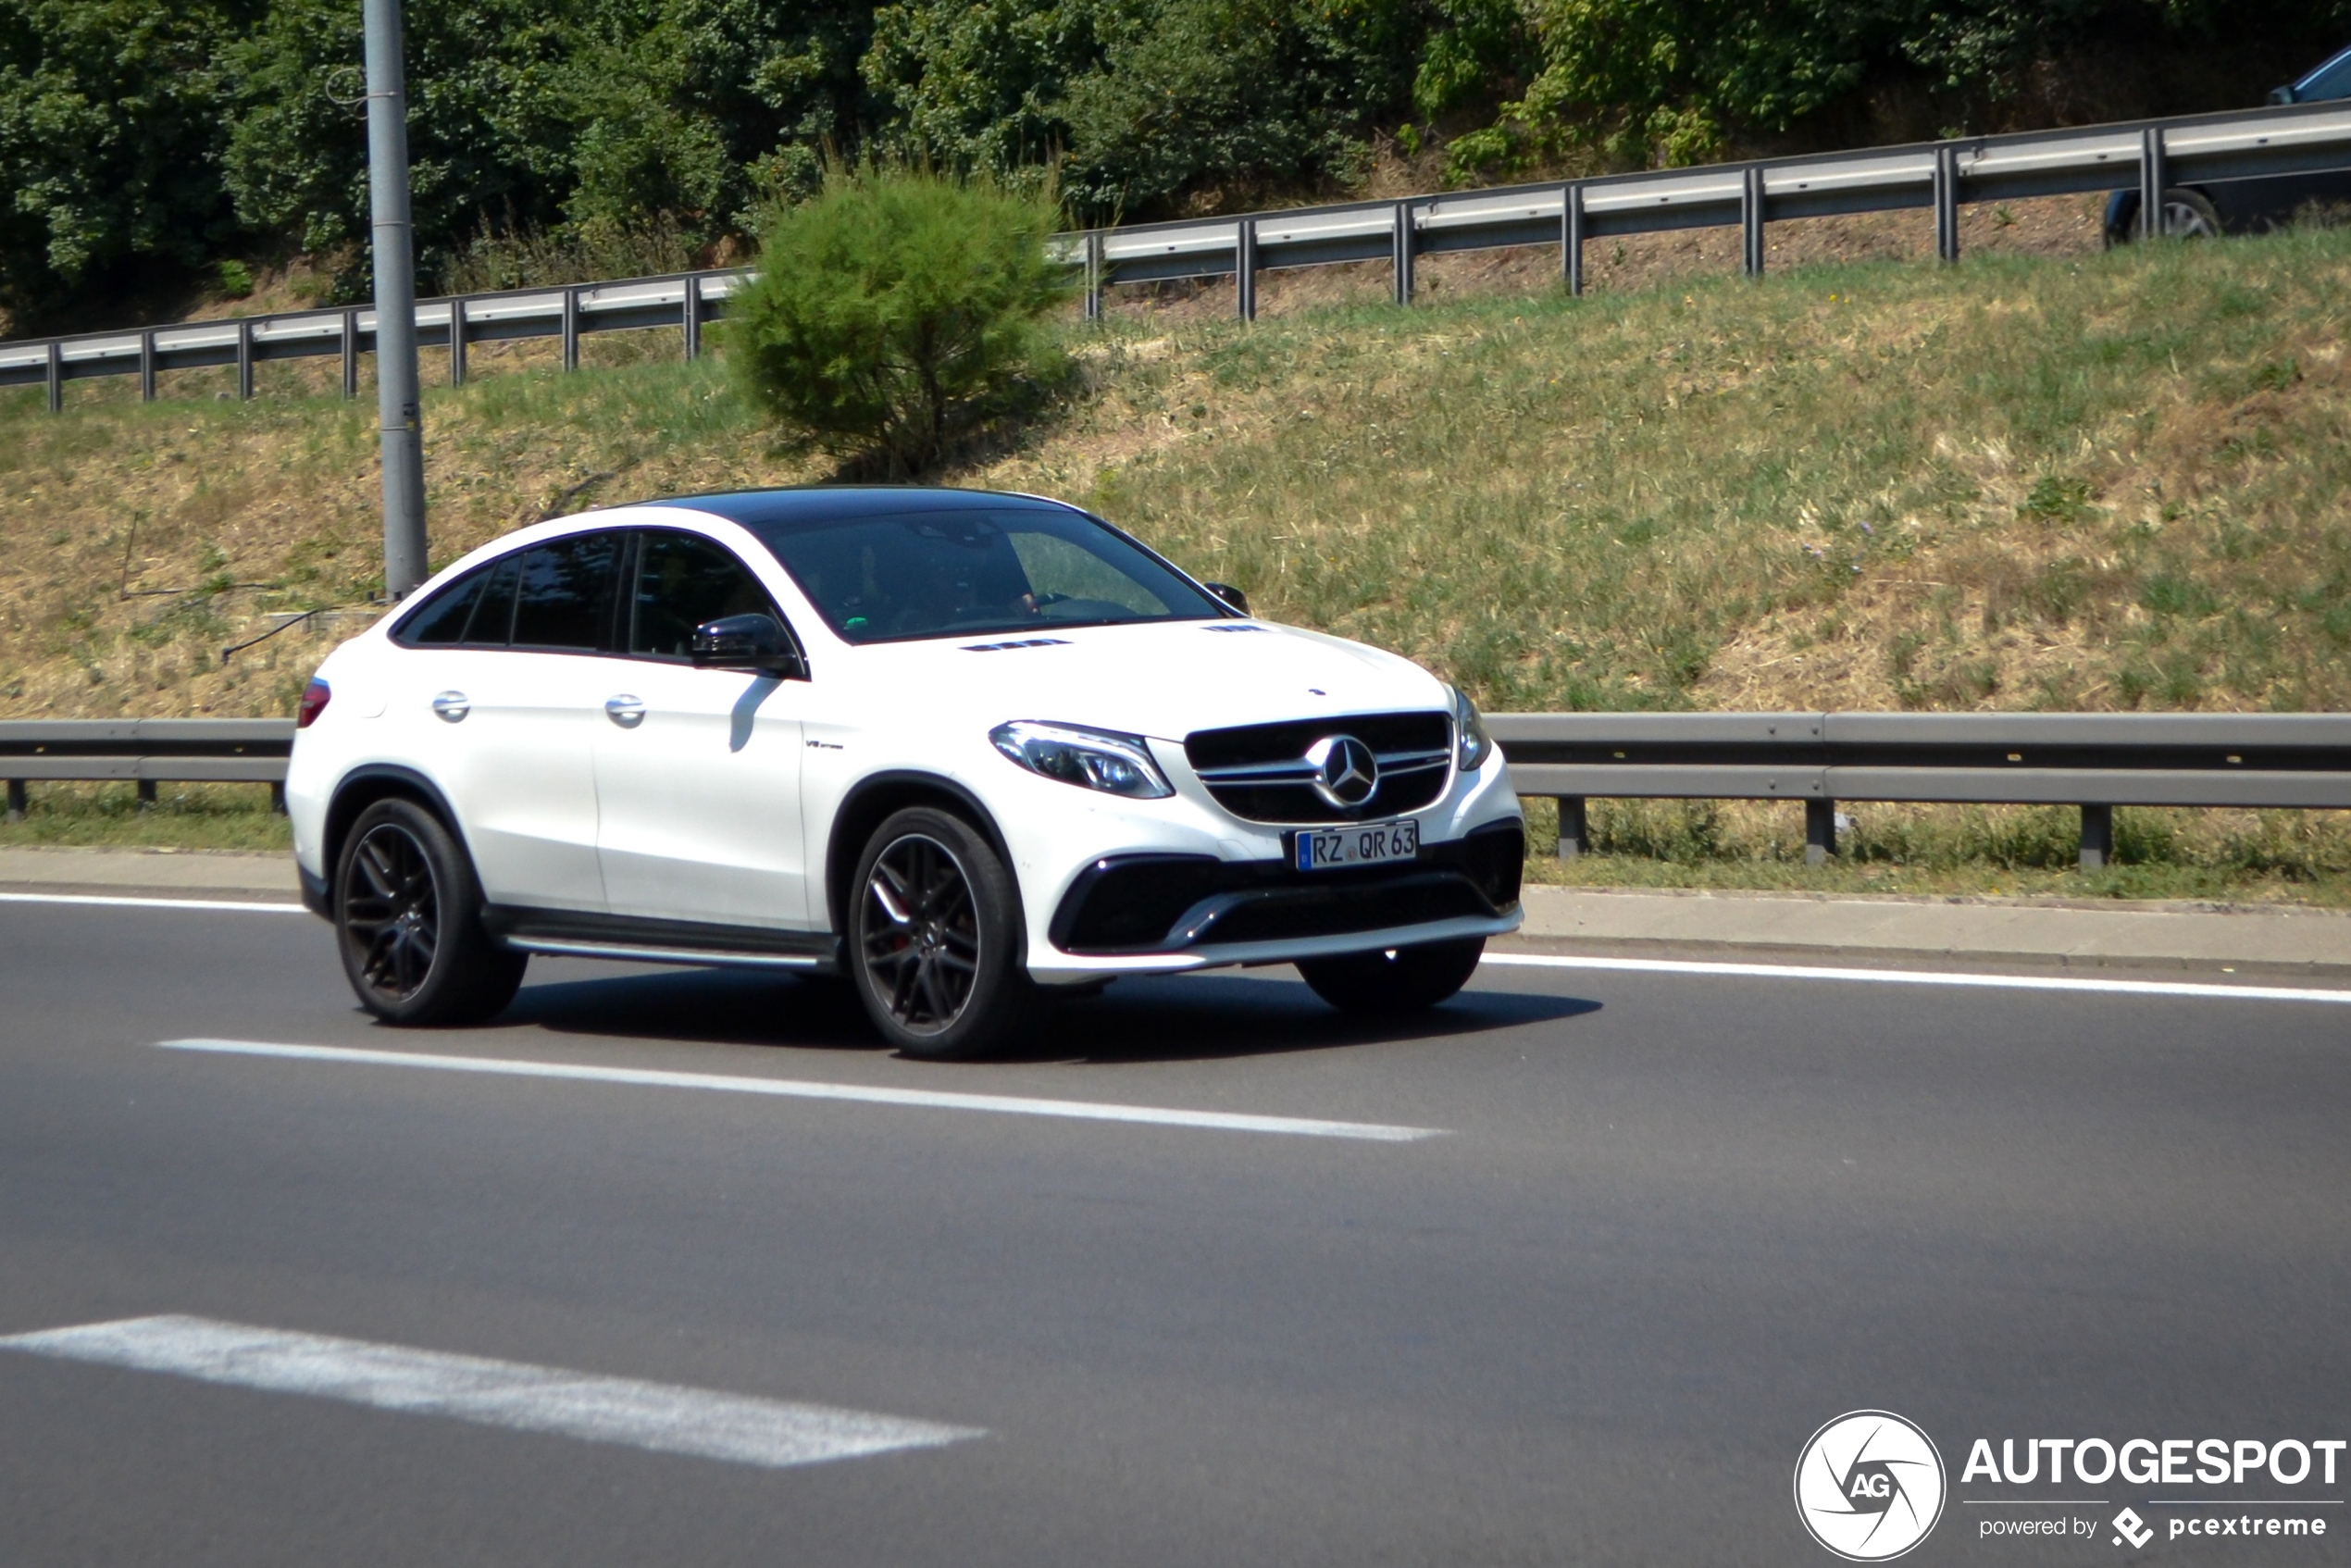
<box><xmin>823</xmin><ymin>771</ymin><xmax>1020</xmax><ymax>944</ymax></box>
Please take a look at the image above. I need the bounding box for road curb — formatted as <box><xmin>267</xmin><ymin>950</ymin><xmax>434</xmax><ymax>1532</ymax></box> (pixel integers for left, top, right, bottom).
<box><xmin>1513</xmin><ymin>883</ymin><xmax>2351</xmax><ymax>973</ymax></box>
<box><xmin>0</xmin><ymin>846</ymin><xmax>297</xmax><ymax>895</ymax></box>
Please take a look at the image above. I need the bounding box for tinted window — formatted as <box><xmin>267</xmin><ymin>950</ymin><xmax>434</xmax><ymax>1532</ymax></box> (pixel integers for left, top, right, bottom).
<box><xmin>397</xmin><ymin>567</ymin><xmax>488</xmax><ymax>646</ymax></box>
<box><xmin>511</xmin><ymin>533</ymin><xmax>621</xmax><ymax>652</ymax></box>
<box><xmin>743</xmin><ymin>507</ymin><xmax>1223</xmax><ymax>644</ymax></box>
<box><xmin>2303</xmin><ymin>49</ymin><xmax>2351</xmax><ymax>100</ymax></box>
<box><xmin>630</xmin><ymin>532</ymin><xmax>778</xmax><ymax>658</ymax></box>
<box><xmin>461</xmin><ymin>555</ymin><xmax>521</xmax><ymax>646</ymax></box>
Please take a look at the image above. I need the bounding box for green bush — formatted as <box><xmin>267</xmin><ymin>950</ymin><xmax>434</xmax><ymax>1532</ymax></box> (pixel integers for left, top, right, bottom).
<box><xmin>725</xmin><ymin>163</ymin><xmax>1071</xmax><ymax>476</ymax></box>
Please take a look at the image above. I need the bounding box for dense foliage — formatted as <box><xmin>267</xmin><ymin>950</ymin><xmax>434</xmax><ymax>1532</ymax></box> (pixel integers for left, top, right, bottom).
<box><xmin>5</xmin><ymin>0</ymin><xmax>2348</xmax><ymax>329</ymax></box>
<box><xmin>726</xmin><ymin>163</ymin><xmax>1069</xmax><ymax>474</ymax></box>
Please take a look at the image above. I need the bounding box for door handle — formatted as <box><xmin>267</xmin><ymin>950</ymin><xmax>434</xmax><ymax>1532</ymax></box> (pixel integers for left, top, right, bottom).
<box><xmin>430</xmin><ymin>691</ymin><xmax>470</xmax><ymax>723</ymax></box>
<box><xmin>605</xmin><ymin>695</ymin><xmax>646</xmax><ymax>729</ymax></box>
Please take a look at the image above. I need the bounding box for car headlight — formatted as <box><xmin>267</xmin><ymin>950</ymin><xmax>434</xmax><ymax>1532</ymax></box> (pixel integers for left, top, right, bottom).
<box><xmin>990</xmin><ymin>721</ymin><xmax>1174</xmax><ymax>799</ymax></box>
<box><xmin>1448</xmin><ymin>685</ymin><xmax>1493</xmax><ymax>771</ymax></box>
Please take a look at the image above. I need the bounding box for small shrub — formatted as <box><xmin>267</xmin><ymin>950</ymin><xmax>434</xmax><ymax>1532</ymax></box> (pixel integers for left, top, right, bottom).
<box><xmin>217</xmin><ymin>259</ymin><xmax>255</xmax><ymax>299</ymax></box>
<box><xmin>725</xmin><ymin>163</ymin><xmax>1072</xmax><ymax>477</ymax></box>
<box><xmin>2018</xmin><ymin>474</ymin><xmax>2096</xmax><ymax>525</ymax></box>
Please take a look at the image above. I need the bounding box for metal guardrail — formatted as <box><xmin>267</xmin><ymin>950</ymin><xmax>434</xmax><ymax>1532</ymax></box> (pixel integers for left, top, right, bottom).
<box><xmin>0</xmin><ymin>720</ymin><xmax>294</xmax><ymax>816</ymax></box>
<box><xmin>9</xmin><ymin>98</ymin><xmax>2351</xmax><ymax>405</ymax></box>
<box><xmin>6</xmin><ymin>714</ymin><xmax>2345</xmax><ymax>869</ymax></box>
<box><xmin>0</xmin><ymin>273</ymin><xmax>746</xmax><ymax>410</ymax></box>
<box><xmin>1490</xmin><ymin>712</ymin><xmax>2351</xmax><ymax>866</ymax></box>
<box><xmin>1068</xmin><ymin>96</ymin><xmax>2351</xmax><ymax>315</ymax></box>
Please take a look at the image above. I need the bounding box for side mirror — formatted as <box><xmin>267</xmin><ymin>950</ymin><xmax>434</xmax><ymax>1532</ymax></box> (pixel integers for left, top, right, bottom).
<box><xmin>1203</xmin><ymin>581</ymin><xmax>1250</xmax><ymax>616</ymax></box>
<box><xmin>2271</xmin><ymin>84</ymin><xmax>2298</xmax><ymax>104</ymax></box>
<box><xmin>691</xmin><ymin>614</ymin><xmax>805</xmax><ymax>678</ymax></box>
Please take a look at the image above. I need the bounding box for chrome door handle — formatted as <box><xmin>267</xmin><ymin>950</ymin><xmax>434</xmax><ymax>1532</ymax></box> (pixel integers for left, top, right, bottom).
<box><xmin>430</xmin><ymin>691</ymin><xmax>470</xmax><ymax>723</ymax></box>
<box><xmin>605</xmin><ymin>695</ymin><xmax>646</xmax><ymax>729</ymax></box>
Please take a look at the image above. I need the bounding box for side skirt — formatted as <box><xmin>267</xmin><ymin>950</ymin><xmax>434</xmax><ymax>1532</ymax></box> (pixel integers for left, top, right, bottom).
<box><xmin>482</xmin><ymin>905</ymin><xmax>842</xmax><ymax>975</ymax></box>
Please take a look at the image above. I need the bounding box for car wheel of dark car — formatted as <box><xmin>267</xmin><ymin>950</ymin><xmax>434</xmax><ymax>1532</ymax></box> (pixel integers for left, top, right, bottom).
<box><xmin>2155</xmin><ymin>189</ymin><xmax>2223</xmax><ymax>238</ymax></box>
<box><xmin>2109</xmin><ymin>187</ymin><xmax>2223</xmax><ymax>245</ymax></box>
<box><xmin>335</xmin><ymin>798</ymin><xmax>528</xmax><ymax>1026</ymax></box>
<box><xmin>850</xmin><ymin>806</ymin><xmax>1037</xmax><ymax>1059</ymax></box>
<box><xmin>1297</xmin><ymin>937</ymin><xmax>1486</xmax><ymax>1014</ymax></box>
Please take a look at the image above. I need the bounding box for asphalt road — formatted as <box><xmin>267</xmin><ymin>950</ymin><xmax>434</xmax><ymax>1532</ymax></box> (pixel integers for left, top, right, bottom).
<box><xmin>3</xmin><ymin>897</ymin><xmax>2347</xmax><ymax>1566</ymax></box>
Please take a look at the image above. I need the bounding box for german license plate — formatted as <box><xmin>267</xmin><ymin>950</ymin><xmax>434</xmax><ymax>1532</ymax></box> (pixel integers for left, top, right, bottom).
<box><xmin>1294</xmin><ymin>818</ymin><xmax>1420</xmax><ymax>872</ymax></box>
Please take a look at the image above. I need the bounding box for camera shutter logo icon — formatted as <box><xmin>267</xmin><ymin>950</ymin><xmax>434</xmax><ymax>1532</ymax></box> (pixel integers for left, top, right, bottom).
<box><xmin>1795</xmin><ymin>1411</ymin><xmax>1947</xmax><ymax>1561</ymax></box>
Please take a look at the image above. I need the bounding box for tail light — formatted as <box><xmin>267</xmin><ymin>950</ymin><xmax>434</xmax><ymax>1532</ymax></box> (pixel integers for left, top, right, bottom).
<box><xmin>296</xmin><ymin>678</ymin><xmax>331</xmax><ymax>728</ymax></box>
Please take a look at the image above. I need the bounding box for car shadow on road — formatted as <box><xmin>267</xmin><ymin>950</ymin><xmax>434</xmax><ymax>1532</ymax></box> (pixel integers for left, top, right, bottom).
<box><xmin>499</xmin><ymin>966</ymin><xmax>1599</xmax><ymax>1064</ymax></box>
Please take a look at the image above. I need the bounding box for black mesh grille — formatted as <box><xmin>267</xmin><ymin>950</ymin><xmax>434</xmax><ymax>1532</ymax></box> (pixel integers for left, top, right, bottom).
<box><xmin>1049</xmin><ymin>824</ymin><xmax>1524</xmax><ymax>955</ymax></box>
<box><xmin>1185</xmin><ymin>711</ymin><xmax>1451</xmax><ymax>824</ymax></box>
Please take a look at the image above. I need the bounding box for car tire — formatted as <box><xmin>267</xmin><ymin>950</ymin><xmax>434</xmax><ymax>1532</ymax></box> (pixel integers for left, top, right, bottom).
<box><xmin>2113</xmin><ymin>187</ymin><xmax>2221</xmax><ymax>244</ymax></box>
<box><xmin>849</xmin><ymin>806</ymin><xmax>1036</xmax><ymax>1060</ymax></box>
<box><xmin>334</xmin><ymin>798</ymin><xmax>527</xmax><ymax>1027</ymax></box>
<box><xmin>1297</xmin><ymin>938</ymin><xmax>1486</xmax><ymax>1014</ymax></box>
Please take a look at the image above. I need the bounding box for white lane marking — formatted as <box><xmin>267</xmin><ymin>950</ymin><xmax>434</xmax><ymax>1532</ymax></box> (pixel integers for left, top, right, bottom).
<box><xmin>155</xmin><ymin>1039</ymin><xmax>1444</xmax><ymax>1142</ymax></box>
<box><xmin>0</xmin><ymin>1314</ymin><xmax>982</xmax><ymax>1471</ymax></box>
<box><xmin>0</xmin><ymin>891</ymin><xmax>303</xmax><ymax>915</ymax></box>
<box><xmin>1481</xmin><ymin>952</ymin><xmax>2351</xmax><ymax>1005</ymax></box>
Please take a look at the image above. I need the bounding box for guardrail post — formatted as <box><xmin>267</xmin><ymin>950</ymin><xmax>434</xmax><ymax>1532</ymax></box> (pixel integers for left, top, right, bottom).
<box><xmin>561</xmin><ymin>287</ymin><xmax>579</xmax><ymax>372</ymax></box>
<box><xmin>681</xmin><ymin>274</ymin><xmax>702</xmax><ymax>361</ymax></box>
<box><xmin>1555</xmin><ymin>796</ymin><xmax>1587</xmax><ymax>860</ymax></box>
<box><xmin>1393</xmin><ymin>202</ymin><xmax>1415</xmax><ymax>305</ymax></box>
<box><xmin>1236</xmin><ymin>219</ymin><xmax>1258</xmax><ymax>321</ymax></box>
<box><xmin>1805</xmin><ymin>798</ymin><xmax>1837</xmax><ymax>864</ymax></box>
<box><xmin>270</xmin><ymin>779</ymin><xmax>288</xmax><ymax>815</ymax></box>
<box><xmin>235</xmin><ymin>318</ymin><xmax>255</xmax><ymax>400</ymax></box>
<box><xmin>1562</xmin><ymin>183</ymin><xmax>1586</xmax><ymax>296</ymax></box>
<box><xmin>136</xmin><ymin>779</ymin><xmax>156</xmax><ymax>810</ymax></box>
<box><xmin>340</xmin><ymin>309</ymin><xmax>359</xmax><ymax>399</ymax></box>
<box><xmin>1934</xmin><ymin>144</ymin><xmax>1960</xmax><ymax>263</ymax></box>
<box><xmin>2079</xmin><ymin>803</ymin><xmax>2114</xmax><ymax>869</ymax></box>
<box><xmin>1742</xmin><ymin>166</ymin><xmax>1766</xmax><ymax>277</ymax></box>
<box><xmin>1085</xmin><ymin>232</ymin><xmax>1105</xmax><ymax>321</ymax></box>
<box><xmin>45</xmin><ymin>340</ymin><xmax>62</xmax><ymax>413</ymax></box>
<box><xmin>140</xmin><ymin>330</ymin><xmax>157</xmax><ymax>403</ymax></box>
<box><xmin>2139</xmin><ymin>127</ymin><xmax>2168</xmax><ymax>238</ymax></box>
<box><xmin>448</xmin><ymin>296</ymin><xmax>466</xmax><ymax>386</ymax></box>
<box><xmin>5</xmin><ymin>779</ymin><xmax>24</xmax><ymax>820</ymax></box>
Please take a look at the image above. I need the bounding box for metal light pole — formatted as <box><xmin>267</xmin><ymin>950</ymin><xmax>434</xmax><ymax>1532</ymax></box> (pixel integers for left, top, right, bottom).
<box><xmin>362</xmin><ymin>0</ymin><xmax>428</xmax><ymax>597</ymax></box>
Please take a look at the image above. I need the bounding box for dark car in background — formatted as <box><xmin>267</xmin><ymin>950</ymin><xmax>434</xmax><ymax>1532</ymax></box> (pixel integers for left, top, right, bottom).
<box><xmin>2106</xmin><ymin>43</ymin><xmax>2351</xmax><ymax>243</ymax></box>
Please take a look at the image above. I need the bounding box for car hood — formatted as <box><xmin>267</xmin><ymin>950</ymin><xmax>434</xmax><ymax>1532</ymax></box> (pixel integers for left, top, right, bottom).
<box><xmin>834</xmin><ymin>618</ymin><xmax>1450</xmax><ymax>741</ymax></box>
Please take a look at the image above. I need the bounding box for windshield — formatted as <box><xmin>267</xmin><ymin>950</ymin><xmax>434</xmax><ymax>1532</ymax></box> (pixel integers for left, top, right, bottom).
<box><xmin>740</xmin><ymin>505</ymin><xmax>1227</xmax><ymax>644</ymax></box>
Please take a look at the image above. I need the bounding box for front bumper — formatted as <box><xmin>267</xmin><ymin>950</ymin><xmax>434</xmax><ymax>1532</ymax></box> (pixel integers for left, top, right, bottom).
<box><xmin>1038</xmin><ymin>820</ymin><xmax>1524</xmax><ymax>977</ymax></box>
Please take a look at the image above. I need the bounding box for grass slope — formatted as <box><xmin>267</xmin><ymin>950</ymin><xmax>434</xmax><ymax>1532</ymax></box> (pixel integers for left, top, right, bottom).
<box><xmin>4</xmin><ymin>228</ymin><xmax>2347</xmax><ymax>897</ymax></box>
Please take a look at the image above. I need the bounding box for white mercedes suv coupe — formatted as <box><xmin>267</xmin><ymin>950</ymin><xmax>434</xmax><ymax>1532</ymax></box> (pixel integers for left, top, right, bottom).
<box><xmin>287</xmin><ymin>487</ymin><xmax>1524</xmax><ymax>1056</ymax></box>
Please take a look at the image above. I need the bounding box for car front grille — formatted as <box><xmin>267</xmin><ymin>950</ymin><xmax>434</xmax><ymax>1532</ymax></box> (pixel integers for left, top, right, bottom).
<box><xmin>1183</xmin><ymin>711</ymin><xmax>1452</xmax><ymax>824</ymax></box>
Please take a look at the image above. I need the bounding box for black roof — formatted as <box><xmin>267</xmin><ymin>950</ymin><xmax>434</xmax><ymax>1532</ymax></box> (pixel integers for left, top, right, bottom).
<box><xmin>637</xmin><ymin>486</ymin><xmax>1077</xmax><ymax>530</ymax></box>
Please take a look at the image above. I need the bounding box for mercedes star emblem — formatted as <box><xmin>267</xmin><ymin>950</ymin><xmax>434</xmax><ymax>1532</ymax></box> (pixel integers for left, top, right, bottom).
<box><xmin>1304</xmin><ymin>734</ymin><xmax>1379</xmax><ymax>809</ymax></box>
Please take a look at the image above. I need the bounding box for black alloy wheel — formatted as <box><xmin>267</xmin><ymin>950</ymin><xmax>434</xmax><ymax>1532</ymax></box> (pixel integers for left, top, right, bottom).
<box><xmin>849</xmin><ymin>806</ymin><xmax>1034</xmax><ymax>1059</ymax></box>
<box><xmin>334</xmin><ymin>798</ymin><xmax>527</xmax><ymax>1026</ymax></box>
<box><xmin>344</xmin><ymin>818</ymin><xmax>439</xmax><ymax>999</ymax></box>
<box><xmin>1297</xmin><ymin>936</ymin><xmax>1486</xmax><ymax>1014</ymax></box>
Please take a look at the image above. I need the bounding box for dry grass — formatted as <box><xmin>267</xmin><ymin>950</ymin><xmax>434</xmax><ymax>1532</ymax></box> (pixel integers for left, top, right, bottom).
<box><xmin>5</xmin><ymin>217</ymin><xmax>2347</xmax><ymax>898</ymax></box>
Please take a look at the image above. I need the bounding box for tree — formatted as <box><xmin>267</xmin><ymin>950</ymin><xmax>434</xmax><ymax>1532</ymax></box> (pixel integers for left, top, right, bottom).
<box><xmin>0</xmin><ymin>0</ymin><xmax>248</xmax><ymax>328</ymax></box>
<box><xmin>726</xmin><ymin>162</ymin><xmax>1071</xmax><ymax>475</ymax></box>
